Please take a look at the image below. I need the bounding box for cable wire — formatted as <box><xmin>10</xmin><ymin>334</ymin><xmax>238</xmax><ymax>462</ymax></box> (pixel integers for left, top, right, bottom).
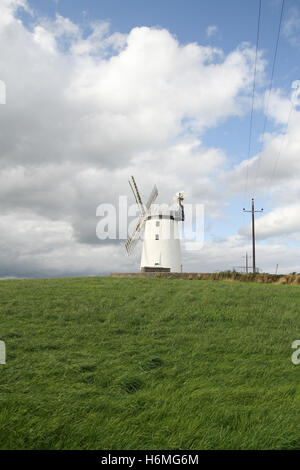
<box><xmin>268</xmin><ymin>82</ymin><xmax>300</xmax><ymax>191</ymax></box>
<box><xmin>253</xmin><ymin>0</ymin><xmax>285</xmax><ymax>196</ymax></box>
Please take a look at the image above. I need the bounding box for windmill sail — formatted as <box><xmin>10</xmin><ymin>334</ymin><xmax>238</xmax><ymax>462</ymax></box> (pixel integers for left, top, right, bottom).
<box><xmin>125</xmin><ymin>178</ymin><xmax>158</xmax><ymax>255</ymax></box>
<box><xmin>125</xmin><ymin>215</ymin><xmax>146</xmax><ymax>254</ymax></box>
<box><xmin>146</xmin><ymin>184</ymin><xmax>158</xmax><ymax>210</ymax></box>
<box><xmin>130</xmin><ymin>176</ymin><xmax>145</xmax><ymax>216</ymax></box>
<box><xmin>128</xmin><ymin>179</ymin><xmax>139</xmax><ymax>207</ymax></box>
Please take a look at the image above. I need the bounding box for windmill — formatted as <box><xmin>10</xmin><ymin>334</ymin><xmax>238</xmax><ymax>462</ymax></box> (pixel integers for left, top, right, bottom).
<box><xmin>126</xmin><ymin>176</ymin><xmax>185</xmax><ymax>273</ymax></box>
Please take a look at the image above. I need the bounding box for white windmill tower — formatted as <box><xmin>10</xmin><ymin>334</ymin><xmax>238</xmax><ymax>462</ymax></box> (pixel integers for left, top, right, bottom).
<box><xmin>126</xmin><ymin>176</ymin><xmax>185</xmax><ymax>273</ymax></box>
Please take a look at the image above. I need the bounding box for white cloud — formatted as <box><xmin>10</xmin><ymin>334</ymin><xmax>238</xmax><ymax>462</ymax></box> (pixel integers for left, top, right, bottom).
<box><xmin>0</xmin><ymin>0</ymin><xmax>31</xmax><ymax>28</ymax></box>
<box><xmin>283</xmin><ymin>6</ymin><xmax>300</xmax><ymax>48</ymax></box>
<box><xmin>185</xmin><ymin>235</ymin><xmax>300</xmax><ymax>274</ymax></box>
<box><xmin>227</xmin><ymin>84</ymin><xmax>300</xmax><ymax>198</ymax></box>
<box><xmin>0</xmin><ymin>79</ymin><xmax>6</xmax><ymax>104</ymax></box>
<box><xmin>3</xmin><ymin>0</ymin><xmax>291</xmax><ymax>277</ymax></box>
<box><xmin>206</xmin><ymin>25</ymin><xmax>218</xmax><ymax>38</ymax></box>
<box><xmin>33</xmin><ymin>25</ymin><xmax>57</xmax><ymax>53</ymax></box>
<box><xmin>0</xmin><ymin>211</ymin><xmax>137</xmax><ymax>277</ymax></box>
<box><xmin>239</xmin><ymin>202</ymin><xmax>300</xmax><ymax>241</ymax></box>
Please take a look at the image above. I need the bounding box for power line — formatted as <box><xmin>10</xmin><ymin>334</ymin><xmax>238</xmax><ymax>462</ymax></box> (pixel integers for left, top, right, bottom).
<box><xmin>243</xmin><ymin>0</ymin><xmax>262</xmax><ymax>206</ymax></box>
<box><xmin>253</xmin><ymin>0</ymin><xmax>285</xmax><ymax>196</ymax></box>
<box><xmin>268</xmin><ymin>99</ymin><xmax>294</xmax><ymax>189</ymax></box>
<box><xmin>267</xmin><ymin>81</ymin><xmax>300</xmax><ymax>191</ymax></box>
<box><xmin>247</xmin><ymin>0</ymin><xmax>262</xmax><ymax>162</ymax></box>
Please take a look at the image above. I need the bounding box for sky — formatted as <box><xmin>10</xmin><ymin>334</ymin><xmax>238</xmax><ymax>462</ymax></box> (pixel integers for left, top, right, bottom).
<box><xmin>1</xmin><ymin>0</ymin><xmax>300</xmax><ymax>276</ymax></box>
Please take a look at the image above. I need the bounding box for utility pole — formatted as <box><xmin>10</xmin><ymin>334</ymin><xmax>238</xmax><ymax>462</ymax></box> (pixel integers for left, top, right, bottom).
<box><xmin>242</xmin><ymin>252</ymin><xmax>251</xmax><ymax>274</ymax></box>
<box><xmin>243</xmin><ymin>199</ymin><xmax>263</xmax><ymax>273</ymax></box>
<box><xmin>244</xmin><ymin>252</ymin><xmax>249</xmax><ymax>274</ymax></box>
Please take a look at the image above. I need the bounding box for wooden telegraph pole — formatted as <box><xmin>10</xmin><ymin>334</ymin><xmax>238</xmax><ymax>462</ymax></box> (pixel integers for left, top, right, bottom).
<box><xmin>243</xmin><ymin>199</ymin><xmax>263</xmax><ymax>273</ymax></box>
<box><xmin>241</xmin><ymin>252</ymin><xmax>251</xmax><ymax>274</ymax></box>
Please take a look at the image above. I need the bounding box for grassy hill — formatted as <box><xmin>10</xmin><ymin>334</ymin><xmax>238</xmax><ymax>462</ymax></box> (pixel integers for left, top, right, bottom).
<box><xmin>1</xmin><ymin>277</ymin><xmax>300</xmax><ymax>450</ymax></box>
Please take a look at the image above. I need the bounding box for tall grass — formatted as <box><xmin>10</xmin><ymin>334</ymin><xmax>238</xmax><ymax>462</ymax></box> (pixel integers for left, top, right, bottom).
<box><xmin>1</xmin><ymin>277</ymin><xmax>300</xmax><ymax>449</ymax></box>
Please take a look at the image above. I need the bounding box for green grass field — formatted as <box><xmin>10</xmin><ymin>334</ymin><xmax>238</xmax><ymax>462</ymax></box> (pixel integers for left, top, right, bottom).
<box><xmin>1</xmin><ymin>277</ymin><xmax>300</xmax><ymax>450</ymax></box>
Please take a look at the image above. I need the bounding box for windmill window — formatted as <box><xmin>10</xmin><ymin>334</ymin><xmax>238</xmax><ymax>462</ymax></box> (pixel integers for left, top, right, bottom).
<box><xmin>155</xmin><ymin>234</ymin><xmax>159</xmax><ymax>240</ymax></box>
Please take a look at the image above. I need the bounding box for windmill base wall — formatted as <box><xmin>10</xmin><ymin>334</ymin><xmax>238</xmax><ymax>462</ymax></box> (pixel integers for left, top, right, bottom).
<box><xmin>141</xmin><ymin>266</ymin><xmax>170</xmax><ymax>273</ymax></box>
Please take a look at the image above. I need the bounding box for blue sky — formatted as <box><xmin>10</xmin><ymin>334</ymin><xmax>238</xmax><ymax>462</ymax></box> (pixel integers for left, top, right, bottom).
<box><xmin>2</xmin><ymin>0</ymin><xmax>300</xmax><ymax>275</ymax></box>
<box><xmin>25</xmin><ymin>0</ymin><xmax>287</xmax><ymax>54</ymax></box>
